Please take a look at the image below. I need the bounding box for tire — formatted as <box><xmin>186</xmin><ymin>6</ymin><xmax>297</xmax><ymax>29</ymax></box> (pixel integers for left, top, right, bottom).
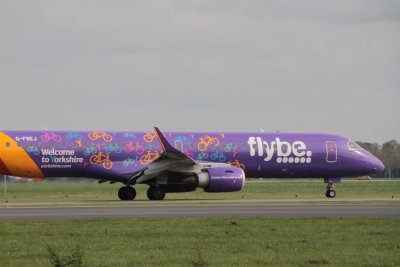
<box><xmin>118</xmin><ymin>186</ymin><xmax>136</xmax><ymax>201</ymax></box>
<box><xmin>147</xmin><ymin>187</ymin><xmax>166</xmax><ymax>201</ymax></box>
<box><xmin>325</xmin><ymin>190</ymin><xmax>336</xmax><ymax>198</ymax></box>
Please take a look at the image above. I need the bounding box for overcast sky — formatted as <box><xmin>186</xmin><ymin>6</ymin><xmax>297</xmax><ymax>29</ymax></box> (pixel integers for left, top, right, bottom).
<box><xmin>1</xmin><ymin>1</ymin><xmax>399</xmax><ymax>143</ymax></box>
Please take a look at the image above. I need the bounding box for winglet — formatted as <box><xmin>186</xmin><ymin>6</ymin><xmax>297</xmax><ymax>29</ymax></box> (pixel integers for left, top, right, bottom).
<box><xmin>154</xmin><ymin>127</ymin><xmax>181</xmax><ymax>154</ymax></box>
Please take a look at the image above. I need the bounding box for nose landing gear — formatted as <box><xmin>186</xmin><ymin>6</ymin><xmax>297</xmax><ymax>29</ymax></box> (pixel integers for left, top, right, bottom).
<box><xmin>324</xmin><ymin>177</ymin><xmax>340</xmax><ymax>198</ymax></box>
<box><xmin>325</xmin><ymin>183</ymin><xmax>336</xmax><ymax>198</ymax></box>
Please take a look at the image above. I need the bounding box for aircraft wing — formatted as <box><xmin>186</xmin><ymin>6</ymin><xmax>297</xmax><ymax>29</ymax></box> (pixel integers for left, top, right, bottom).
<box><xmin>127</xmin><ymin>127</ymin><xmax>223</xmax><ymax>184</ymax></box>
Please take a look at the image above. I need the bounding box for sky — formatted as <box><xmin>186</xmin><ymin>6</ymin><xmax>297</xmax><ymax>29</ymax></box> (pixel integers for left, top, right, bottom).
<box><xmin>0</xmin><ymin>0</ymin><xmax>399</xmax><ymax>144</ymax></box>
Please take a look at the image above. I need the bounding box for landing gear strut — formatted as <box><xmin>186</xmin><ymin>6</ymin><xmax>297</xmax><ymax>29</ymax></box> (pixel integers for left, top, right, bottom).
<box><xmin>118</xmin><ymin>186</ymin><xmax>136</xmax><ymax>201</ymax></box>
<box><xmin>147</xmin><ymin>186</ymin><xmax>166</xmax><ymax>201</ymax></box>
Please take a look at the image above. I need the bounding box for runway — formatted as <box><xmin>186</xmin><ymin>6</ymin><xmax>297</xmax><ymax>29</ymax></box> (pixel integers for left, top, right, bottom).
<box><xmin>1</xmin><ymin>204</ymin><xmax>399</xmax><ymax>220</ymax></box>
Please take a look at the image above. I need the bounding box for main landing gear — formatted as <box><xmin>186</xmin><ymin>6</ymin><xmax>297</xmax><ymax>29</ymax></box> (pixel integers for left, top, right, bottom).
<box><xmin>118</xmin><ymin>186</ymin><xmax>136</xmax><ymax>201</ymax></box>
<box><xmin>117</xmin><ymin>186</ymin><xmax>166</xmax><ymax>201</ymax></box>
<box><xmin>147</xmin><ymin>186</ymin><xmax>166</xmax><ymax>201</ymax></box>
<box><xmin>324</xmin><ymin>177</ymin><xmax>340</xmax><ymax>198</ymax></box>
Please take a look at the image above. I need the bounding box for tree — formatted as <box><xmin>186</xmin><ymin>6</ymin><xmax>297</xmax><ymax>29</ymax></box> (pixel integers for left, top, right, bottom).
<box><xmin>357</xmin><ymin>140</ymin><xmax>400</xmax><ymax>178</ymax></box>
<box><xmin>381</xmin><ymin>140</ymin><xmax>399</xmax><ymax>178</ymax></box>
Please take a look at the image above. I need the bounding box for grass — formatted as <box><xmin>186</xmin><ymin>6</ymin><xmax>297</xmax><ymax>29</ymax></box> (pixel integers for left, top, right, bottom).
<box><xmin>0</xmin><ymin>217</ymin><xmax>399</xmax><ymax>267</ymax></box>
<box><xmin>1</xmin><ymin>179</ymin><xmax>399</xmax><ymax>202</ymax></box>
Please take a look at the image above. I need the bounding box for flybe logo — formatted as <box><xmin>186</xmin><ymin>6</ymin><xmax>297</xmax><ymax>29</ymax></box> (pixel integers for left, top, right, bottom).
<box><xmin>247</xmin><ymin>137</ymin><xmax>312</xmax><ymax>164</ymax></box>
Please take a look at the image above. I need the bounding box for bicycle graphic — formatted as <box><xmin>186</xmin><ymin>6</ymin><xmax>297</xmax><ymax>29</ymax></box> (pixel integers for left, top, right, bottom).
<box><xmin>196</xmin><ymin>152</ymin><xmax>208</xmax><ymax>160</ymax></box>
<box><xmin>123</xmin><ymin>132</ymin><xmax>136</xmax><ymax>139</ymax></box>
<box><xmin>41</xmin><ymin>132</ymin><xmax>62</xmax><ymax>143</ymax></box>
<box><xmin>65</xmin><ymin>132</ymin><xmax>83</xmax><ymax>140</ymax></box>
<box><xmin>140</xmin><ymin>151</ymin><xmax>159</xmax><ymax>165</ymax></box>
<box><xmin>27</xmin><ymin>145</ymin><xmax>40</xmax><ymax>155</ymax></box>
<box><xmin>227</xmin><ymin>159</ymin><xmax>245</xmax><ymax>170</ymax></box>
<box><xmin>124</xmin><ymin>141</ymin><xmax>144</xmax><ymax>154</ymax></box>
<box><xmin>90</xmin><ymin>152</ymin><xmax>113</xmax><ymax>170</ymax></box>
<box><xmin>123</xmin><ymin>157</ymin><xmax>135</xmax><ymax>168</ymax></box>
<box><xmin>143</xmin><ymin>132</ymin><xmax>156</xmax><ymax>143</ymax></box>
<box><xmin>105</xmin><ymin>143</ymin><xmax>122</xmax><ymax>154</ymax></box>
<box><xmin>84</xmin><ymin>146</ymin><xmax>97</xmax><ymax>156</ymax></box>
<box><xmin>210</xmin><ymin>150</ymin><xmax>226</xmax><ymax>162</ymax></box>
<box><xmin>88</xmin><ymin>131</ymin><xmax>113</xmax><ymax>143</ymax></box>
<box><xmin>222</xmin><ymin>143</ymin><xmax>237</xmax><ymax>152</ymax></box>
<box><xmin>198</xmin><ymin>135</ymin><xmax>220</xmax><ymax>152</ymax></box>
<box><xmin>174</xmin><ymin>136</ymin><xmax>190</xmax><ymax>146</ymax></box>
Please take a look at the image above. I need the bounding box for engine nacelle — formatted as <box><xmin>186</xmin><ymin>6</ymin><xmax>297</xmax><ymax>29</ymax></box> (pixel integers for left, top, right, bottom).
<box><xmin>197</xmin><ymin>167</ymin><xmax>245</xmax><ymax>192</ymax></box>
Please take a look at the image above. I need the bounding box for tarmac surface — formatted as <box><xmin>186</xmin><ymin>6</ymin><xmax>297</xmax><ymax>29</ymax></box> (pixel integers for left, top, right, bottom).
<box><xmin>1</xmin><ymin>196</ymin><xmax>398</xmax><ymax>206</ymax></box>
<box><xmin>1</xmin><ymin>204</ymin><xmax>399</xmax><ymax>220</ymax></box>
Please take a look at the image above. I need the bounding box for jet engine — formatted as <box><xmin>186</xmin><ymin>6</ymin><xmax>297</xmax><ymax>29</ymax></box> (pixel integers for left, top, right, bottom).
<box><xmin>197</xmin><ymin>166</ymin><xmax>245</xmax><ymax>192</ymax></box>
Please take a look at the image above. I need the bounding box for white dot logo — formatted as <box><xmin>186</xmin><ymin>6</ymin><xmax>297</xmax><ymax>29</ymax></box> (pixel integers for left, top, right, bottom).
<box><xmin>275</xmin><ymin>151</ymin><xmax>312</xmax><ymax>164</ymax></box>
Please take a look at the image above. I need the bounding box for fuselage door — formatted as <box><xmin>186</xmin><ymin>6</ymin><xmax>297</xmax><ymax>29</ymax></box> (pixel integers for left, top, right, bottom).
<box><xmin>326</xmin><ymin>141</ymin><xmax>337</xmax><ymax>163</ymax></box>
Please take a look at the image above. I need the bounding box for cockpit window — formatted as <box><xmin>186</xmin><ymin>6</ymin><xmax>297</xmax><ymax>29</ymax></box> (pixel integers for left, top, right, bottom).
<box><xmin>348</xmin><ymin>141</ymin><xmax>359</xmax><ymax>150</ymax></box>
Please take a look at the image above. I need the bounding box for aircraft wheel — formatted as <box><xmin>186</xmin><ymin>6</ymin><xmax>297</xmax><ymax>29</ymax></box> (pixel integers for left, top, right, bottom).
<box><xmin>147</xmin><ymin>186</ymin><xmax>166</xmax><ymax>201</ymax></box>
<box><xmin>325</xmin><ymin>190</ymin><xmax>336</xmax><ymax>198</ymax></box>
<box><xmin>118</xmin><ymin>186</ymin><xmax>136</xmax><ymax>201</ymax></box>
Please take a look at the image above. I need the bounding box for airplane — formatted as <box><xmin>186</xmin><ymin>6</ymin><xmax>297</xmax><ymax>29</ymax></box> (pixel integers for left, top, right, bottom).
<box><xmin>0</xmin><ymin>127</ymin><xmax>384</xmax><ymax>200</ymax></box>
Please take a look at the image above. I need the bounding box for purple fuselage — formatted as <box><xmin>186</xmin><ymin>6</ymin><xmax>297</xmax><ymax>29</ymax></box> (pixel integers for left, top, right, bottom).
<box><xmin>0</xmin><ymin>130</ymin><xmax>384</xmax><ymax>184</ymax></box>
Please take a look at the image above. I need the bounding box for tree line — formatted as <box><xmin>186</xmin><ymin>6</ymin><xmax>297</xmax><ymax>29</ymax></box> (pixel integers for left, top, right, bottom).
<box><xmin>357</xmin><ymin>140</ymin><xmax>400</xmax><ymax>178</ymax></box>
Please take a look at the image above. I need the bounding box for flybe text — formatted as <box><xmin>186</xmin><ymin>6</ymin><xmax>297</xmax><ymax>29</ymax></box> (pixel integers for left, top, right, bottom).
<box><xmin>247</xmin><ymin>137</ymin><xmax>312</xmax><ymax>164</ymax></box>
